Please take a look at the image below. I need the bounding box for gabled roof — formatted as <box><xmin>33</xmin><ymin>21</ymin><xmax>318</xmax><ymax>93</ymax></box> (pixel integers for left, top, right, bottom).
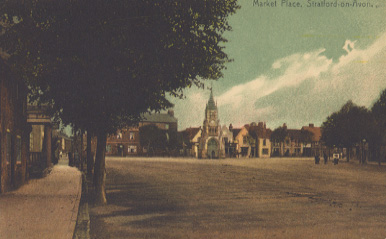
<box><xmin>248</xmin><ymin>123</ymin><xmax>271</xmax><ymax>139</ymax></box>
<box><xmin>206</xmin><ymin>89</ymin><xmax>217</xmax><ymax>111</ymax></box>
<box><xmin>142</xmin><ymin>112</ymin><xmax>177</xmax><ymax>123</ymax></box>
<box><xmin>232</xmin><ymin>128</ymin><xmax>242</xmax><ymax>139</ymax></box>
<box><xmin>302</xmin><ymin>125</ymin><xmax>322</xmax><ymax>142</ymax></box>
<box><xmin>287</xmin><ymin>129</ymin><xmax>302</xmax><ymax>140</ymax></box>
<box><xmin>183</xmin><ymin>127</ymin><xmax>201</xmax><ymax>140</ymax></box>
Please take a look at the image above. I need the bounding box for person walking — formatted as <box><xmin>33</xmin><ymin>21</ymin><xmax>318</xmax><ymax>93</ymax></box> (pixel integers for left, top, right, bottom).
<box><xmin>323</xmin><ymin>152</ymin><xmax>328</xmax><ymax>164</ymax></box>
<box><xmin>315</xmin><ymin>155</ymin><xmax>320</xmax><ymax>164</ymax></box>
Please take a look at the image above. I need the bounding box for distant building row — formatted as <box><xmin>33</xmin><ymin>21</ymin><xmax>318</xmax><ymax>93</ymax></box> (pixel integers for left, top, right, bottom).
<box><xmin>106</xmin><ymin>90</ymin><xmax>324</xmax><ymax>159</ymax></box>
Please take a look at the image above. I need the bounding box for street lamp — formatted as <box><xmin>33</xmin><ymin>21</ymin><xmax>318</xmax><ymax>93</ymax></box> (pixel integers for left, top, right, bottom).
<box><xmin>362</xmin><ymin>139</ymin><xmax>366</xmax><ymax>164</ymax></box>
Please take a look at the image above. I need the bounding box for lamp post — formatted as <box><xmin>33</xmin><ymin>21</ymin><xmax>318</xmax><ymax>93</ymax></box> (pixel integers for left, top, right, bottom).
<box><xmin>362</xmin><ymin>139</ymin><xmax>366</xmax><ymax>164</ymax></box>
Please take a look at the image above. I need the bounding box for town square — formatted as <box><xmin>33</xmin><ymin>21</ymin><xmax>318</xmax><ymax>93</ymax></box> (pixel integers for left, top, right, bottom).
<box><xmin>0</xmin><ymin>0</ymin><xmax>385</xmax><ymax>238</ymax></box>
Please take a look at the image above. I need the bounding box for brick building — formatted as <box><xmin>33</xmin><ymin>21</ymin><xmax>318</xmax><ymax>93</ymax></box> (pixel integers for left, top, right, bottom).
<box><xmin>106</xmin><ymin>127</ymin><xmax>140</xmax><ymax>157</ymax></box>
<box><xmin>248</xmin><ymin>122</ymin><xmax>272</xmax><ymax>158</ymax></box>
<box><xmin>106</xmin><ymin>110</ymin><xmax>178</xmax><ymax>157</ymax></box>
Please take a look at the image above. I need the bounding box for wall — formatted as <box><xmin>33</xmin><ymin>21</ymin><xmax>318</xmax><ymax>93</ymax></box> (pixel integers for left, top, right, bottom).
<box><xmin>0</xmin><ymin>64</ymin><xmax>29</xmax><ymax>193</ymax></box>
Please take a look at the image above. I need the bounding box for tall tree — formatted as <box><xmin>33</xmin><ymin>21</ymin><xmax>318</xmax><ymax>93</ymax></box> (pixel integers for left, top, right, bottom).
<box><xmin>370</xmin><ymin>88</ymin><xmax>386</xmax><ymax>164</ymax></box>
<box><xmin>270</xmin><ymin>126</ymin><xmax>288</xmax><ymax>156</ymax></box>
<box><xmin>0</xmin><ymin>0</ymin><xmax>239</xmax><ymax>204</ymax></box>
<box><xmin>321</xmin><ymin>100</ymin><xmax>372</xmax><ymax>163</ymax></box>
<box><xmin>139</xmin><ymin>124</ymin><xmax>167</xmax><ymax>156</ymax></box>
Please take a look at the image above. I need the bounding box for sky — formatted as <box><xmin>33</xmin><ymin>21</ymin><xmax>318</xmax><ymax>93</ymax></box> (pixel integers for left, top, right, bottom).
<box><xmin>170</xmin><ymin>0</ymin><xmax>386</xmax><ymax>131</ymax></box>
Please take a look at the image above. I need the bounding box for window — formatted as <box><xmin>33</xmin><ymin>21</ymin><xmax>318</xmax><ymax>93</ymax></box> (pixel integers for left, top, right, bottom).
<box><xmin>129</xmin><ymin>132</ymin><xmax>135</xmax><ymax>140</ymax></box>
<box><xmin>165</xmin><ymin>124</ymin><xmax>169</xmax><ymax>130</ymax></box>
<box><xmin>262</xmin><ymin>149</ymin><xmax>269</xmax><ymax>155</ymax></box>
<box><xmin>243</xmin><ymin>136</ymin><xmax>247</xmax><ymax>144</ymax></box>
<box><xmin>128</xmin><ymin>145</ymin><xmax>137</xmax><ymax>153</ymax></box>
<box><xmin>117</xmin><ymin>133</ymin><xmax>122</xmax><ymax>139</ymax></box>
<box><xmin>209</xmin><ymin>127</ymin><xmax>217</xmax><ymax>136</ymax></box>
<box><xmin>263</xmin><ymin>139</ymin><xmax>266</xmax><ymax>146</ymax></box>
<box><xmin>16</xmin><ymin>136</ymin><xmax>21</xmax><ymax>163</ymax></box>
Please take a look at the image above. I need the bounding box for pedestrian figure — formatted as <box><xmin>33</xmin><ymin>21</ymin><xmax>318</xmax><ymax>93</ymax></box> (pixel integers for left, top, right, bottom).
<box><xmin>68</xmin><ymin>152</ymin><xmax>73</xmax><ymax>166</ymax></box>
<box><xmin>315</xmin><ymin>155</ymin><xmax>320</xmax><ymax>164</ymax></box>
<box><xmin>333</xmin><ymin>153</ymin><xmax>339</xmax><ymax>165</ymax></box>
<box><xmin>323</xmin><ymin>153</ymin><xmax>328</xmax><ymax>164</ymax></box>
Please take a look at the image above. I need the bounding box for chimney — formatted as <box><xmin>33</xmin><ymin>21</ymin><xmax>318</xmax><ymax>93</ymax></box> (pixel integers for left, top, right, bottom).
<box><xmin>167</xmin><ymin>109</ymin><xmax>174</xmax><ymax>117</ymax></box>
<box><xmin>283</xmin><ymin>123</ymin><xmax>287</xmax><ymax>129</ymax></box>
<box><xmin>264</xmin><ymin>122</ymin><xmax>266</xmax><ymax>129</ymax></box>
<box><xmin>229</xmin><ymin>123</ymin><xmax>233</xmax><ymax>131</ymax></box>
<box><xmin>309</xmin><ymin>123</ymin><xmax>314</xmax><ymax>128</ymax></box>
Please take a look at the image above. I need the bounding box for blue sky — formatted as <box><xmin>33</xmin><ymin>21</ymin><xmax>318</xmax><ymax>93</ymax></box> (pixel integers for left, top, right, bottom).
<box><xmin>171</xmin><ymin>0</ymin><xmax>386</xmax><ymax>130</ymax></box>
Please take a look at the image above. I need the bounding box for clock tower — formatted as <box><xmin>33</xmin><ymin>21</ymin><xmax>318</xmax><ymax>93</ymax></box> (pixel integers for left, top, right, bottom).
<box><xmin>198</xmin><ymin>88</ymin><xmax>225</xmax><ymax>158</ymax></box>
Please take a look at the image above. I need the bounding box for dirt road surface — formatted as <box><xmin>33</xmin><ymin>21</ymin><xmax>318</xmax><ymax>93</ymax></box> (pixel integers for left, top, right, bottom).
<box><xmin>90</xmin><ymin>157</ymin><xmax>386</xmax><ymax>239</ymax></box>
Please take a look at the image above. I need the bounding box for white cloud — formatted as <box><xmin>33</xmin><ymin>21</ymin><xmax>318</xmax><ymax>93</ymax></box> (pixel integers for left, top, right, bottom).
<box><xmin>175</xmin><ymin>31</ymin><xmax>386</xmax><ymax>130</ymax></box>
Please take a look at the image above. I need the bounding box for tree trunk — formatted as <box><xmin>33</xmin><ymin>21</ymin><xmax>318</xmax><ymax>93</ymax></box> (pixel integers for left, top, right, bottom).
<box><xmin>80</xmin><ymin>130</ymin><xmax>84</xmax><ymax>172</ymax></box>
<box><xmin>87</xmin><ymin>132</ymin><xmax>94</xmax><ymax>179</ymax></box>
<box><xmin>347</xmin><ymin>148</ymin><xmax>350</xmax><ymax>162</ymax></box>
<box><xmin>93</xmin><ymin>131</ymin><xmax>107</xmax><ymax>205</ymax></box>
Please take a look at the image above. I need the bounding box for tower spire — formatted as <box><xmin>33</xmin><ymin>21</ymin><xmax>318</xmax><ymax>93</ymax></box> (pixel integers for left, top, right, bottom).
<box><xmin>207</xmin><ymin>86</ymin><xmax>216</xmax><ymax>110</ymax></box>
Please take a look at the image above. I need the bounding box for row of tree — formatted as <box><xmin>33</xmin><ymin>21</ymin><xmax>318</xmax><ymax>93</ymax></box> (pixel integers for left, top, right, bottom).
<box><xmin>321</xmin><ymin>89</ymin><xmax>386</xmax><ymax>164</ymax></box>
<box><xmin>269</xmin><ymin>89</ymin><xmax>386</xmax><ymax>162</ymax></box>
<box><xmin>270</xmin><ymin>126</ymin><xmax>314</xmax><ymax>149</ymax></box>
<box><xmin>139</xmin><ymin>124</ymin><xmax>178</xmax><ymax>156</ymax></box>
<box><xmin>0</xmin><ymin>0</ymin><xmax>240</xmax><ymax>204</ymax></box>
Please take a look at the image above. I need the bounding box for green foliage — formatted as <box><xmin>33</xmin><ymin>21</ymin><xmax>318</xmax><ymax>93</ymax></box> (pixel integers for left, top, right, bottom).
<box><xmin>139</xmin><ymin>124</ymin><xmax>166</xmax><ymax>154</ymax></box>
<box><xmin>270</xmin><ymin>126</ymin><xmax>287</xmax><ymax>143</ymax></box>
<box><xmin>321</xmin><ymin>100</ymin><xmax>372</xmax><ymax>148</ymax></box>
<box><xmin>371</xmin><ymin>88</ymin><xmax>386</xmax><ymax>145</ymax></box>
<box><xmin>300</xmin><ymin>129</ymin><xmax>314</xmax><ymax>144</ymax></box>
<box><xmin>0</xmin><ymin>0</ymin><xmax>240</xmax><ymax>133</ymax></box>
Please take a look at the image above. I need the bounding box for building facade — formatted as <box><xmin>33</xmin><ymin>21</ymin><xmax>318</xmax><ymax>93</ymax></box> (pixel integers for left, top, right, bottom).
<box><xmin>180</xmin><ymin>127</ymin><xmax>202</xmax><ymax>157</ymax></box>
<box><xmin>301</xmin><ymin>124</ymin><xmax>323</xmax><ymax>156</ymax></box>
<box><xmin>248</xmin><ymin>122</ymin><xmax>272</xmax><ymax>158</ymax></box>
<box><xmin>232</xmin><ymin>126</ymin><xmax>251</xmax><ymax>158</ymax></box>
<box><xmin>106</xmin><ymin>127</ymin><xmax>140</xmax><ymax>157</ymax></box>
<box><xmin>106</xmin><ymin>110</ymin><xmax>178</xmax><ymax>157</ymax></box>
<box><xmin>198</xmin><ymin>90</ymin><xmax>225</xmax><ymax>159</ymax></box>
<box><xmin>0</xmin><ymin>60</ymin><xmax>29</xmax><ymax>193</ymax></box>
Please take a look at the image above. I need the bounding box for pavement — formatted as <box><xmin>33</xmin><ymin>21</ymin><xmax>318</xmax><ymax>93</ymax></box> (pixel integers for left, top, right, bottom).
<box><xmin>0</xmin><ymin>158</ymin><xmax>82</xmax><ymax>239</ymax></box>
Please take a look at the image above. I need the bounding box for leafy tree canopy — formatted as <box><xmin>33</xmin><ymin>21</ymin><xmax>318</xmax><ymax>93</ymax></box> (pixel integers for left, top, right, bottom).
<box><xmin>371</xmin><ymin>88</ymin><xmax>386</xmax><ymax>145</ymax></box>
<box><xmin>300</xmin><ymin>129</ymin><xmax>314</xmax><ymax>144</ymax></box>
<box><xmin>270</xmin><ymin>126</ymin><xmax>287</xmax><ymax>142</ymax></box>
<box><xmin>0</xmin><ymin>0</ymin><xmax>239</xmax><ymax>133</ymax></box>
<box><xmin>321</xmin><ymin>100</ymin><xmax>372</xmax><ymax>148</ymax></box>
<box><xmin>139</xmin><ymin>124</ymin><xmax>166</xmax><ymax>152</ymax></box>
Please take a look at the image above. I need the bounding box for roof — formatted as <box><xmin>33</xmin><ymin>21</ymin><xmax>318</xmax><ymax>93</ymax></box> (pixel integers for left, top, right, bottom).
<box><xmin>302</xmin><ymin>125</ymin><xmax>322</xmax><ymax>142</ymax></box>
<box><xmin>142</xmin><ymin>112</ymin><xmax>177</xmax><ymax>123</ymax></box>
<box><xmin>183</xmin><ymin>127</ymin><xmax>201</xmax><ymax>140</ymax></box>
<box><xmin>206</xmin><ymin>89</ymin><xmax>217</xmax><ymax>111</ymax></box>
<box><xmin>287</xmin><ymin>129</ymin><xmax>302</xmax><ymax>140</ymax></box>
<box><xmin>232</xmin><ymin>128</ymin><xmax>242</xmax><ymax>139</ymax></box>
<box><xmin>248</xmin><ymin>123</ymin><xmax>271</xmax><ymax>139</ymax></box>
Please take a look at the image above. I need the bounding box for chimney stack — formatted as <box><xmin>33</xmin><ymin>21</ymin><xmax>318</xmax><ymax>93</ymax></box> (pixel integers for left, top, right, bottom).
<box><xmin>309</xmin><ymin>123</ymin><xmax>314</xmax><ymax>128</ymax></box>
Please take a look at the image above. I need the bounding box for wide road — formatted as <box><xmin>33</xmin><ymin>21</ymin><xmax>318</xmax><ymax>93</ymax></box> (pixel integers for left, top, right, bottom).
<box><xmin>90</xmin><ymin>157</ymin><xmax>386</xmax><ymax>239</ymax></box>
